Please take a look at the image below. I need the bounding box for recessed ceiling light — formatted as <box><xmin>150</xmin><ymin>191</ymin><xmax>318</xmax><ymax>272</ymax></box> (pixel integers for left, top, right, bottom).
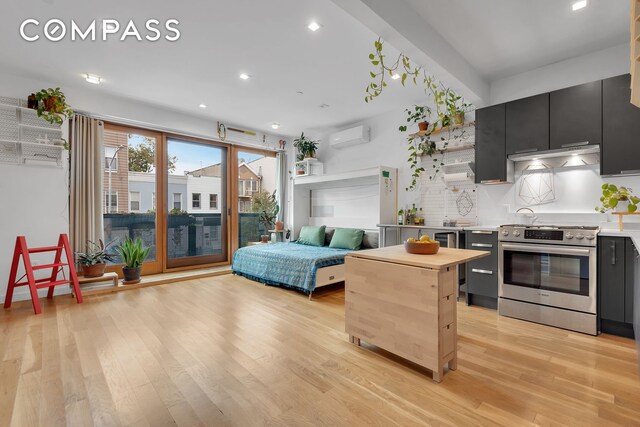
<box><xmin>571</xmin><ymin>0</ymin><xmax>587</xmax><ymax>11</ymax></box>
<box><xmin>239</xmin><ymin>73</ymin><xmax>251</xmax><ymax>80</ymax></box>
<box><xmin>307</xmin><ymin>21</ymin><xmax>322</xmax><ymax>32</ymax></box>
<box><xmin>199</xmin><ymin>104</ymin><xmax>207</xmax><ymax>109</ymax></box>
<box><xmin>391</xmin><ymin>73</ymin><xmax>401</xmax><ymax>80</ymax></box>
<box><xmin>85</xmin><ymin>74</ymin><xmax>101</xmax><ymax>84</ymax></box>
<box><xmin>271</xmin><ymin>123</ymin><xmax>280</xmax><ymax>130</ymax></box>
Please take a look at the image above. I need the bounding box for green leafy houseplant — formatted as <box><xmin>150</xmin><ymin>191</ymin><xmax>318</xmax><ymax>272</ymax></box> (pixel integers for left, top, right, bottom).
<box><xmin>116</xmin><ymin>238</ymin><xmax>150</xmax><ymax>283</ymax></box>
<box><xmin>75</xmin><ymin>239</ymin><xmax>116</xmax><ymax>277</ymax></box>
<box><xmin>596</xmin><ymin>184</ymin><xmax>640</xmax><ymax>213</ymax></box>
<box><xmin>251</xmin><ymin>190</ymin><xmax>280</xmax><ymax>242</ymax></box>
<box><xmin>34</xmin><ymin>88</ymin><xmax>73</xmax><ymax>125</ymax></box>
<box><xmin>293</xmin><ymin>132</ymin><xmax>319</xmax><ymax>159</ymax></box>
<box><xmin>364</xmin><ymin>37</ymin><xmax>474</xmax><ymax>190</ymax></box>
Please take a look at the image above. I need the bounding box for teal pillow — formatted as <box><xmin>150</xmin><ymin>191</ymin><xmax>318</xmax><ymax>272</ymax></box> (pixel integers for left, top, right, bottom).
<box><xmin>297</xmin><ymin>225</ymin><xmax>326</xmax><ymax>246</ymax></box>
<box><xmin>329</xmin><ymin>228</ymin><xmax>364</xmax><ymax>250</ymax></box>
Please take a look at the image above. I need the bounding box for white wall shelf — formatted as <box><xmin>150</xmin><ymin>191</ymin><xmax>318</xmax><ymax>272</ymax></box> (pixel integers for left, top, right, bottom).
<box><xmin>0</xmin><ymin>97</ymin><xmax>65</xmax><ymax>168</ymax></box>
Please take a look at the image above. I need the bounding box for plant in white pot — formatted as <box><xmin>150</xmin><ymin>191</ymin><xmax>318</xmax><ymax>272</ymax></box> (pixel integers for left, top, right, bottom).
<box><xmin>595</xmin><ymin>184</ymin><xmax>640</xmax><ymax>213</ymax></box>
<box><xmin>116</xmin><ymin>238</ymin><xmax>150</xmax><ymax>284</ymax></box>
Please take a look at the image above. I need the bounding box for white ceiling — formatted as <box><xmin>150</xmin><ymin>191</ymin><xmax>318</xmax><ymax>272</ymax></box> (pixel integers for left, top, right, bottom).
<box><xmin>0</xmin><ymin>0</ymin><xmax>630</xmax><ymax>135</ymax></box>
<box><xmin>404</xmin><ymin>0</ymin><xmax>629</xmax><ymax>81</ymax></box>
<box><xmin>0</xmin><ymin>0</ymin><xmax>425</xmax><ymax>136</ymax></box>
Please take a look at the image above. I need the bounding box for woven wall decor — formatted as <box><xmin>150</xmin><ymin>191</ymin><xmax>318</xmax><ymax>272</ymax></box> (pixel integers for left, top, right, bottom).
<box><xmin>456</xmin><ymin>190</ymin><xmax>474</xmax><ymax>216</ymax></box>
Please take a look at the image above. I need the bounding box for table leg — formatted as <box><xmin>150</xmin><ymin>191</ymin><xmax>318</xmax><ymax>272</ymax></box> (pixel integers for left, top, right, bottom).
<box><xmin>433</xmin><ymin>367</ymin><xmax>443</xmax><ymax>383</ymax></box>
<box><xmin>448</xmin><ymin>358</ymin><xmax>457</xmax><ymax>371</ymax></box>
<box><xmin>349</xmin><ymin>335</ymin><xmax>360</xmax><ymax>346</ymax></box>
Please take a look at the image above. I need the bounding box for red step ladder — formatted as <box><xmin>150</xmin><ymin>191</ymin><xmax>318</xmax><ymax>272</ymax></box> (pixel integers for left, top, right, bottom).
<box><xmin>4</xmin><ymin>234</ymin><xmax>82</xmax><ymax>315</ymax></box>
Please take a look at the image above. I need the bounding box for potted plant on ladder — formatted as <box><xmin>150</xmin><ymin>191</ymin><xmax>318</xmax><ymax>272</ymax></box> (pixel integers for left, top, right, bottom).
<box><xmin>116</xmin><ymin>238</ymin><xmax>150</xmax><ymax>284</ymax></box>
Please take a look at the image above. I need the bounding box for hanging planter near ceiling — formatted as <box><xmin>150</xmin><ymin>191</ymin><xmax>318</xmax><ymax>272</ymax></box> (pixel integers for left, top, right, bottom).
<box><xmin>34</xmin><ymin>87</ymin><xmax>73</xmax><ymax>125</ymax></box>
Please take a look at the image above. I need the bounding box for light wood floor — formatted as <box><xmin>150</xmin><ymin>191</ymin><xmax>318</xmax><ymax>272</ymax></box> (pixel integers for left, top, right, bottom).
<box><xmin>1</xmin><ymin>275</ymin><xmax>639</xmax><ymax>427</ymax></box>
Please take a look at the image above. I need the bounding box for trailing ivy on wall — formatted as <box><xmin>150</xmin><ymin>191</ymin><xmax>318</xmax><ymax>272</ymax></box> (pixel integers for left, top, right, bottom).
<box><xmin>365</xmin><ymin>37</ymin><xmax>474</xmax><ymax>190</ymax></box>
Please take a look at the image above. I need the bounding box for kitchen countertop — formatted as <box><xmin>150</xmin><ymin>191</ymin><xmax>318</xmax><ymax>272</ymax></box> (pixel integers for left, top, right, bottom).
<box><xmin>347</xmin><ymin>245</ymin><xmax>490</xmax><ymax>270</ymax></box>
<box><xmin>463</xmin><ymin>225</ymin><xmax>499</xmax><ymax>232</ymax></box>
<box><xmin>377</xmin><ymin>224</ymin><xmax>464</xmax><ymax>231</ymax></box>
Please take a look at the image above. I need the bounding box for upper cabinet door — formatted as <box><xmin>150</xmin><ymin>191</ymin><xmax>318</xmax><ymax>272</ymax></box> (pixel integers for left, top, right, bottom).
<box><xmin>602</xmin><ymin>74</ymin><xmax>640</xmax><ymax>175</ymax></box>
<box><xmin>475</xmin><ymin>104</ymin><xmax>507</xmax><ymax>184</ymax></box>
<box><xmin>550</xmin><ymin>81</ymin><xmax>602</xmax><ymax>150</ymax></box>
<box><xmin>506</xmin><ymin>93</ymin><xmax>550</xmax><ymax>155</ymax></box>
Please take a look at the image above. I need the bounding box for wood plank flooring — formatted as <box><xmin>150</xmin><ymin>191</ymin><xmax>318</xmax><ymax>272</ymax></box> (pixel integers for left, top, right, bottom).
<box><xmin>1</xmin><ymin>275</ymin><xmax>639</xmax><ymax>426</ymax></box>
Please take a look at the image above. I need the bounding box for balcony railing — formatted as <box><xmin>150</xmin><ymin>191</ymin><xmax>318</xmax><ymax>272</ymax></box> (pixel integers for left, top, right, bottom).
<box><xmin>103</xmin><ymin>212</ymin><xmax>267</xmax><ymax>262</ymax></box>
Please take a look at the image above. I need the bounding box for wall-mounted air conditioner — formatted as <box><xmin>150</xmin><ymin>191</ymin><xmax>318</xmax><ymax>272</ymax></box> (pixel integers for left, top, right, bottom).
<box><xmin>329</xmin><ymin>125</ymin><xmax>370</xmax><ymax>149</ymax></box>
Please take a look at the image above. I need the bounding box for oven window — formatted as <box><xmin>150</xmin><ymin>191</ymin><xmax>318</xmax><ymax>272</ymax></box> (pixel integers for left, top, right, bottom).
<box><xmin>503</xmin><ymin>250</ymin><xmax>590</xmax><ymax>296</ymax></box>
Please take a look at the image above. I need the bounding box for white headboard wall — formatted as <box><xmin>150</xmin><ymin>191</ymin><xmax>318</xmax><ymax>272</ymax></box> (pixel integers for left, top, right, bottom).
<box><xmin>292</xmin><ymin>166</ymin><xmax>397</xmax><ymax>239</ymax></box>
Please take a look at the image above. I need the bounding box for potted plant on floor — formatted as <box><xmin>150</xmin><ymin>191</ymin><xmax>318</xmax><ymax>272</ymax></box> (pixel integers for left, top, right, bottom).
<box><xmin>293</xmin><ymin>132</ymin><xmax>319</xmax><ymax>160</ymax></box>
<box><xmin>116</xmin><ymin>238</ymin><xmax>150</xmax><ymax>284</ymax></box>
<box><xmin>251</xmin><ymin>190</ymin><xmax>279</xmax><ymax>243</ymax></box>
<box><xmin>34</xmin><ymin>88</ymin><xmax>73</xmax><ymax>125</ymax></box>
<box><xmin>76</xmin><ymin>239</ymin><xmax>115</xmax><ymax>277</ymax></box>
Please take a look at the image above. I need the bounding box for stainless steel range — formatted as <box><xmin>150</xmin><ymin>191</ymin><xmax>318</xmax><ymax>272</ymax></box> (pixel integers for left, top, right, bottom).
<box><xmin>498</xmin><ymin>224</ymin><xmax>599</xmax><ymax>335</ymax></box>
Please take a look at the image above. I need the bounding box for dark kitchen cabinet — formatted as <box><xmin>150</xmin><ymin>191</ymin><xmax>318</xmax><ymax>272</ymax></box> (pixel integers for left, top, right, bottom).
<box><xmin>598</xmin><ymin>236</ymin><xmax>635</xmax><ymax>337</ymax></box>
<box><xmin>550</xmin><ymin>80</ymin><xmax>602</xmax><ymax>150</ymax></box>
<box><xmin>465</xmin><ymin>230</ymin><xmax>498</xmax><ymax>309</ymax></box>
<box><xmin>506</xmin><ymin>93</ymin><xmax>549</xmax><ymax>155</ymax></box>
<box><xmin>475</xmin><ymin>104</ymin><xmax>510</xmax><ymax>184</ymax></box>
<box><xmin>602</xmin><ymin>74</ymin><xmax>640</xmax><ymax>176</ymax></box>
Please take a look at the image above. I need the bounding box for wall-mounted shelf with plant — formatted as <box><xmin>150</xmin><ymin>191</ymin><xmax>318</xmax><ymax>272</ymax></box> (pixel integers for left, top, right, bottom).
<box><xmin>364</xmin><ymin>37</ymin><xmax>474</xmax><ymax>190</ymax></box>
<box><xmin>34</xmin><ymin>87</ymin><xmax>73</xmax><ymax>125</ymax></box>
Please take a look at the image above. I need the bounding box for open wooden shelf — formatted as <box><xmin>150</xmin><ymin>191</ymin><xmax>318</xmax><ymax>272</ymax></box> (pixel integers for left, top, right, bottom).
<box><xmin>611</xmin><ymin>212</ymin><xmax>640</xmax><ymax>231</ymax></box>
<box><xmin>409</xmin><ymin>121</ymin><xmax>475</xmax><ymax>138</ymax></box>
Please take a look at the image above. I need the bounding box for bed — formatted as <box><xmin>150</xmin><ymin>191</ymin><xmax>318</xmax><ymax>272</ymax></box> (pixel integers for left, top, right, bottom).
<box><xmin>232</xmin><ymin>229</ymin><xmax>378</xmax><ymax>299</ymax></box>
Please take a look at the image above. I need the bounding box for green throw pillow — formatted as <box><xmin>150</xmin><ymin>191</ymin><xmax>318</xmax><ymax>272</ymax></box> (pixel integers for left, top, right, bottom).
<box><xmin>297</xmin><ymin>225</ymin><xmax>326</xmax><ymax>246</ymax></box>
<box><xmin>329</xmin><ymin>228</ymin><xmax>364</xmax><ymax>250</ymax></box>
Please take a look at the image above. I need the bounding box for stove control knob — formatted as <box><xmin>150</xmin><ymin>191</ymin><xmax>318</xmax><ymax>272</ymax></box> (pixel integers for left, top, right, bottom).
<box><xmin>566</xmin><ymin>232</ymin><xmax>574</xmax><ymax>239</ymax></box>
<box><xmin>576</xmin><ymin>233</ymin><xmax>584</xmax><ymax>240</ymax></box>
<box><xmin>502</xmin><ymin>230</ymin><xmax>509</xmax><ymax>236</ymax></box>
<box><xmin>586</xmin><ymin>234</ymin><xmax>595</xmax><ymax>240</ymax></box>
<box><xmin>513</xmin><ymin>230</ymin><xmax>521</xmax><ymax>237</ymax></box>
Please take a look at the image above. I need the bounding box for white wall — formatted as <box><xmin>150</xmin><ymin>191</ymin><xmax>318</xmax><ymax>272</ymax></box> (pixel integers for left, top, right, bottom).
<box><xmin>0</xmin><ymin>161</ymin><xmax>71</xmax><ymax>303</ymax></box>
<box><xmin>0</xmin><ymin>69</ymin><xmax>287</xmax><ymax>303</ymax></box>
<box><xmin>489</xmin><ymin>43</ymin><xmax>630</xmax><ymax>105</ymax></box>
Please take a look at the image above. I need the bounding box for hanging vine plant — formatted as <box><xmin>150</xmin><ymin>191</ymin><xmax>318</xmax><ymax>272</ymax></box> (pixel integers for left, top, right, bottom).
<box><xmin>365</xmin><ymin>37</ymin><xmax>474</xmax><ymax>190</ymax></box>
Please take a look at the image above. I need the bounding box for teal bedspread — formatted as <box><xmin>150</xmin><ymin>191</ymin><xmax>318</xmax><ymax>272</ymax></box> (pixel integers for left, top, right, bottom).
<box><xmin>232</xmin><ymin>242</ymin><xmax>351</xmax><ymax>294</ymax></box>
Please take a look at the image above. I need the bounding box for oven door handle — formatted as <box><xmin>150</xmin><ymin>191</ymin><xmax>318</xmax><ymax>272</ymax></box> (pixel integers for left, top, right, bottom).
<box><xmin>500</xmin><ymin>243</ymin><xmax>591</xmax><ymax>256</ymax></box>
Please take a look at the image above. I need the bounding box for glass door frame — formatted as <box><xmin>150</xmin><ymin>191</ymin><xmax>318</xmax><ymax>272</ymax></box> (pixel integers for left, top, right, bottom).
<box><xmin>164</xmin><ymin>133</ymin><xmax>231</xmax><ymax>270</ymax></box>
<box><xmin>230</xmin><ymin>146</ymin><xmax>277</xmax><ymax>254</ymax></box>
<box><xmin>103</xmin><ymin>122</ymin><xmax>164</xmax><ymax>276</ymax></box>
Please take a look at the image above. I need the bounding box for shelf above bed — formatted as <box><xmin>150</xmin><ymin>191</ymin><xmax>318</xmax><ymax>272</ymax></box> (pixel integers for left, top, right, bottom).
<box><xmin>294</xmin><ymin>166</ymin><xmax>389</xmax><ymax>186</ymax></box>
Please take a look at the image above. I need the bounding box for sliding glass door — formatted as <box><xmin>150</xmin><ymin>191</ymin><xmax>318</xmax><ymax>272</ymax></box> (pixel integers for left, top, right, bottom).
<box><xmin>234</xmin><ymin>148</ymin><xmax>278</xmax><ymax>249</ymax></box>
<box><xmin>103</xmin><ymin>124</ymin><xmax>163</xmax><ymax>275</ymax></box>
<box><xmin>166</xmin><ymin>137</ymin><xmax>228</xmax><ymax>268</ymax></box>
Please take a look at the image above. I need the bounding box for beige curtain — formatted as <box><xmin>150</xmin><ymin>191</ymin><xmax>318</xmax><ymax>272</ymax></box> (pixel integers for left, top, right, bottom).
<box><xmin>69</xmin><ymin>115</ymin><xmax>104</xmax><ymax>252</ymax></box>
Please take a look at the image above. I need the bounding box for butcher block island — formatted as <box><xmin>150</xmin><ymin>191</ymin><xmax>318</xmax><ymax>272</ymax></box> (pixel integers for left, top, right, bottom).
<box><xmin>345</xmin><ymin>245</ymin><xmax>490</xmax><ymax>382</ymax></box>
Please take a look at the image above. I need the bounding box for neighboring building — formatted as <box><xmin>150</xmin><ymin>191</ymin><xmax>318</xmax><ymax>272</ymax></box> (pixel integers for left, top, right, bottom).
<box><xmin>103</xmin><ymin>129</ymin><xmax>129</xmax><ymax>213</ymax></box>
<box><xmin>128</xmin><ymin>173</ymin><xmax>187</xmax><ymax>213</ymax></box>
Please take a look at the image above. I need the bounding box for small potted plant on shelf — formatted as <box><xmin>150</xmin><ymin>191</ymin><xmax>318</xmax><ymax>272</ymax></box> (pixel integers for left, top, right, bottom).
<box><xmin>596</xmin><ymin>184</ymin><xmax>640</xmax><ymax>213</ymax></box>
<box><xmin>76</xmin><ymin>239</ymin><xmax>115</xmax><ymax>278</ymax></box>
<box><xmin>399</xmin><ymin>105</ymin><xmax>431</xmax><ymax>132</ymax></box>
<box><xmin>293</xmin><ymin>132</ymin><xmax>319</xmax><ymax>159</ymax></box>
<box><xmin>34</xmin><ymin>87</ymin><xmax>73</xmax><ymax>125</ymax></box>
<box><xmin>116</xmin><ymin>238</ymin><xmax>150</xmax><ymax>284</ymax></box>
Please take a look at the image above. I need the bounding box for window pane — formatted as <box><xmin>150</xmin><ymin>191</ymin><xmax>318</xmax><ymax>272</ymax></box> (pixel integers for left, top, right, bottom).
<box><xmin>237</xmin><ymin>151</ymin><xmax>278</xmax><ymax>247</ymax></box>
<box><xmin>103</xmin><ymin>130</ymin><xmax>157</xmax><ymax>263</ymax></box>
<box><xmin>167</xmin><ymin>138</ymin><xmax>226</xmax><ymax>265</ymax></box>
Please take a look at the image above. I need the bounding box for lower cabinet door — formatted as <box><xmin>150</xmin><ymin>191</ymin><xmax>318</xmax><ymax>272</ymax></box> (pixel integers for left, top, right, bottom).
<box><xmin>598</xmin><ymin>237</ymin><xmax>626</xmax><ymax>323</ymax></box>
<box><xmin>467</xmin><ymin>265</ymin><xmax>498</xmax><ymax>298</ymax></box>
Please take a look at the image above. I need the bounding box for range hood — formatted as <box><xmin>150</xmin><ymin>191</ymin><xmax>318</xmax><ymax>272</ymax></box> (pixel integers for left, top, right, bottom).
<box><xmin>508</xmin><ymin>144</ymin><xmax>600</xmax><ymax>162</ymax></box>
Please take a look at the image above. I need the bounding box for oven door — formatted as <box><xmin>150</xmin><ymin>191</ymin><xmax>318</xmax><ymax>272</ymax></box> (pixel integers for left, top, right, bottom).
<box><xmin>498</xmin><ymin>242</ymin><xmax>596</xmax><ymax>314</ymax></box>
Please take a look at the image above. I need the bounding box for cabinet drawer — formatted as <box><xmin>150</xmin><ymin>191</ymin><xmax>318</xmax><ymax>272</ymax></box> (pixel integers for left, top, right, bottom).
<box><xmin>467</xmin><ymin>268</ymin><xmax>498</xmax><ymax>298</ymax></box>
<box><xmin>440</xmin><ymin>323</ymin><xmax>455</xmax><ymax>357</ymax></box>
<box><xmin>439</xmin><ymin>294</ymin><xmax>455</xmax><ymax>326</ymax></box>
<box><xmin>467</xmin><ymin>251</ymin><xmax>497</xmax><ymax>271</ymax></box>
<box><xmin>466</xmin><ymin>230</ymin><xmax>498</xmax><ymax>246</ymax></box>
